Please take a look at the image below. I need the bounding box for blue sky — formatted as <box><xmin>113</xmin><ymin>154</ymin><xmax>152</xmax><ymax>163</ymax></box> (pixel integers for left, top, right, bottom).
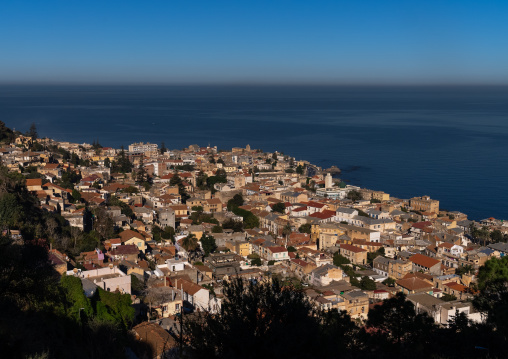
<box><xmin>1</xmin><ymin>0</ymin><xmax>507</xmax><ymax>84</ymax></box>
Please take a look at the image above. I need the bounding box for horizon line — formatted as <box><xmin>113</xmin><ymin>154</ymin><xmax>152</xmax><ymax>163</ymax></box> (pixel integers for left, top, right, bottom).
<box><xmin>1</xmin><ymin>81</ymin><xmax>508</xmax><ymax>87</ymax></box>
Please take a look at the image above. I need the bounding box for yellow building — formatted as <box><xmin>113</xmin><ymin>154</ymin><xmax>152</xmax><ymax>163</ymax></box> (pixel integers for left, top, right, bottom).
<box><xmin>410</xmin><ymin>196</ymin><xmax>439</xmax><ymax>213</ymax></box>
<box><xmin>372</xmin><ymin>191</ymin><xmax>390</xmax><ymax>201</ymax></box>
<box><xmin>311</xmin><ymin>223</ymin><xmax>344</xmax><ymax>246</ymax></box>
<box><xmin>120</xmin><ymin>230</ymin><xmax>147</xmax><ymax>254</ymax></box>
<box><xmin>342</xmin><ymin>291</ymin><xmax>369</xmax><ymax>320</ymax></box>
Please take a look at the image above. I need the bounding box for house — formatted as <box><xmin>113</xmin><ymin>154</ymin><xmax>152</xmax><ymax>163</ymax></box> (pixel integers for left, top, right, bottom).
<box><xmin>132</xmin><ymin>322</ymin><xmax>178</xmax><ymax>359</ymax></box>
<box><xmin>373</xmin><ymin>256</ymin><xmax>390</xmax><ymax>277</ymax></box>
<box><xmin>48</xmin><ymin>249</ymin><xmax>68</xmax><ymax>275</ymax></box>
<box><xmin>388</xmin><ymin>259</ymin><xmax>413</xmax><ymax>279</ymax></box>
<box><xmin>203</xmin><ymin>198</ymin><xmax>223</xmax><ymax>213</ymax></box>
<box><xmin>409</xmin><ymin>253</ymin><xmax>441</xmax><ymax>275</ymax></box>
<box><xmin>266</xmin><ymin>246</ymin><xmax>289</xmax><ymax>261</ymax></box>
<box><xmin>157</xmin><ymin>207</ymin><xmax>175</xmax><ymax>229</ymax></box>
<box><xmin>69</xmin><ymin>266</ymin><xmax>131</xmax><ymax>294</ymax></box>
<box><xmin>339</xmin><ymin>244</ymin><xmax>368</xmax><ymax>265</ymax></box>
<box><xmin>288</xmin><ymin>259</ymin><xmax>316</xmax><ymax>280</ymax></box>
<box><xmin>341</xmin><ymin>290</ymin><xmax>369</xmax><ymax>320</ymax></box>
<box><xmin>309</xmin><ymin>264</ymin><xmax>343</xmax><ymax>286</ymax></box>
<box><xmin>335</xmin><ymin>207</ymin><xmax>359</xmax><ymax>224</ymax></box>
<box><xmin>26</xmin><ymin>178</ymin><xmax>43</xmax><ymax>192</ymax></box>
<box><xmin>172</xmin><ymin>278</ymin><xmax>210</xmax><ymax>311</ymax></box>
<box><xmin>396</xmin><ymin>276</ymin><xmax>434</xmax><ymax>295</ymax></box>
<box><xmin>410</xmin><ymin>196</ymin><xmax>439</xmax><ymax>213</ymax></box>
<box><xmin>205</xmin><ymin>253</ymin><xmax>241</xmax><ymax>279</ymax></box>
<box><xmin>109</xmin><ymin>244</ymin><xmax>139</xmax><ymax>261</ymax></box>
<box><xmin>119</xmin><ymin>230</ymin><xmax>147</xmax><ymax>253</ymax></box>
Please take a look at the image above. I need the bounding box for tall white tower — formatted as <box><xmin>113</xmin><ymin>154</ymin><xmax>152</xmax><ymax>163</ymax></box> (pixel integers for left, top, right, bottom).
<box><xmin>325</xmin><ymin>173</ymin><xmax>333</xmax><ymax>188</ymax></box>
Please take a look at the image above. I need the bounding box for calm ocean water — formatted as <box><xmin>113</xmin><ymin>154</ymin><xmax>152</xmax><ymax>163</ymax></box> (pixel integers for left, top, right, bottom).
<box><xmin>1</xmin><ymin>85</ymin><xmax>507</xmax><ymax>220</ymax></box>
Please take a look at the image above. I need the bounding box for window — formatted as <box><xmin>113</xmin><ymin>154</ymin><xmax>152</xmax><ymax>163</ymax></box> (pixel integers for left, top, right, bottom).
<box><xmin>175</xmin><ymin>304</ymin><xmax>180</xmax><ymax>311</ymax></box>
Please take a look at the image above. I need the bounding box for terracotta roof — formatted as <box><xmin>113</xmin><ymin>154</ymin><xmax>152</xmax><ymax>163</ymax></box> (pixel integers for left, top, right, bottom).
<box><xmin>444</xmin><ymin>282</ymin><xmax>468</xmax><ymax>292</ymax></box>
<box><xmin>119</xmin><ymin>229</ymin><xmax>145</xmax><ymax>242</ymax></box>
<box><xmin>306</xmin><ymin>201</ymin><xmax>325</xmax><ymax>208</ymax></box>
<box><xmin>133</xmin><ymin>322</ymin><xmax>177</xmax><ymax>357</ymax></box>
<box><xmin>310</xmin><ymin>212</ymin><xmax>335</xmax><ymax>220</ymax></box>
<box><xmin>291</xmin><ymin>258</ymin><xmax>310</xmax><ymax>267</ymax></box>
<box><xmin>26</xmin><ymin>178</ymin><xmax>43</xmax><ymax>187</ymax></box>
<box><xmin>396</xmin><ymin>277</ymin><xmax>433</xmax><ymax>291</ymax></box>
<box><xmin>340</xmin><ymin>243</ymin><xmax>367</xmax><ymax>253</ymax></box>
<box><xmin>267</xmin><ymin>246</ymin><xmax>287</xmax><ymax>253</ymax></box>
<box><xmin>438</xmin><ymin>242</ymin><xmax>454</xmax><ymax>249</ymax></box>
<box><xmin>174</xmin><ymin>278</ymin><xmax>205</xmax><ymax>296</ymax></box>
<box><xmin>409</xmin><ymin>253</ymin><xmax>440</xmax><ymax>269</ymax></box>
<box><xmin>110</xmin><ymin>244</ymin><xmax>139</xmax><ymax>255</ymax></box>
<box><xmin>412</xmin><ymin>221</ymin><xmax>433</xmax><ymax>230</ymax></box>
<box><xmin>206</xmin><ymin>198</ymin><xmax>222</xmax><ymax>204</ymax></box>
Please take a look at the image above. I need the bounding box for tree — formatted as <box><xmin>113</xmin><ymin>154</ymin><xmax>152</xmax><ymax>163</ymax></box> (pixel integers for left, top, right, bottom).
<box><xmin>251</xmin><ymin>257</ymin><xmax>262</xmax><ymax>266</ymax></box>
<box><xmin>296</xmin><ymin>165</ymin><xmax>304</xmax><ymax>175</ymax></box>
<box><xmin>298</xmin><ymin>223</ymin><xmax>311</xmax><ymax>234</ymax></box>
<box><xmin>161</xmin><ymin>226</ymin><xmax>175</xmax><ymax>241</ymax></box>
<box><xmin>222</xmin><ymin>218</ymin><xmax>243</xmax><ymax>232</ymax></box>
<box><xmin>382</xmin><ymin>277</ymin><xmax>396</xmax><ymax>286</ymax></box>
<box><xmin>366</xmin><ymin>292</ymin><xmax>436</xmax><ymax>356</ymax></box>
<box><xmin>196</xmin><ymin>171</ymin><xmax>208</xmax><ymax>190</ymax></box>
<box><xmin>442</xmin><ymin>293</ymin><xmax>457</xmax><ymax>301</ymax></box>
<box><xmin>113</xmin><ymin>145</ymin><xmax>133</xmax><ymax>173</ymax></box>
<box><xmin>28</xmin><ymin>122</ymin><xmax>38</xmax><ymax>140</ymax></box>
<box><xmin>227</xmin><ymin>193</ymin><xmax>244</xmax><ymax>211</ymax></box>
<box><xmin>490</xmin><ymin>229</ymin><xmax>504</xmax><ymax>243</ymax></box>
<box><xmin>360</xmin><ymin>276</ymin><xmax>376</xmax><ymax>290</ymax></box>
<box><xmin>333</xmin><ymin>252</ymin><xmax>350</xmax><ymax>266</ymax></box>
<box><xmin>123</xmin><ymin>185</ymin><xmax>139</xmax><ymax>194</ymax></box>
<box><xmin>170</xmin><ymin>172</ymin><xmax>189</xmax><ymax>203</ymax></box>
<box><xmin>160</xmin><ymin>141</ymin><xmax>167</xmax><ymax>154</ymax></box>
<box><xmin>61</xmin><ymin>275</ymin><xmax>93</xmax><ymax>321</ymax></box>
<box><xmin>71</xmin><ymin>189</ymin><xmax>81</xmax><ymax>203</ymax></box>
<box><xmin>0</xmin><ymin>120</ymin><xmax>15</xmax><ymax>143</ymax></box>
<box><xmin>212</xmin><ymin>225</ymin><xmax>223</xmax><ymax>233</ymax></box>
<box><xmin>201</xmin><ymin>233</ymin><xmax>217</xmax><ymax>256</ymax></box>
<box><xmin>272</xmin><ymin>202</ymin><xmax>286</xmax><ymax>214</ymax></box>
<box><xmin>135</xmin><ymin>157</ymin><xmax>148</xmax><ymax>184</ymax></box>
<box><xmin>282</xmin><ymin>222</ymin><xmax>292</xmax><ymax>246</ymax></box>
<box><xmin>184</xmin><ymin>278</ymin><xmax>322</xmax><ymax>358</ymax></box>
<box><xmin>473</xmin><ymin>256</ymin><xmax>508</xmax><ymax>338</ymax></box>
<box><xmin>181</xmin><ymin>233</ymin><xmax>199</xmax><ymax>252</ymax></box>
<box><xmin>346</xmin><ymin>190</ymin><xmax>361</xmax><ymax>202</ymax></box>
<box><xmin>456</xmin><ymin>264</ymin><xmax>474</xmax><ymax>276</ymax></box>
<box><xmin>103</xmin><ymin>157</ymin><xmax>111</xmax><ymax>168</ymax></box>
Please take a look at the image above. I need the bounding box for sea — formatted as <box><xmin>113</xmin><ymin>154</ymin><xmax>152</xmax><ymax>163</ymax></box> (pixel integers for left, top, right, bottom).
<box><xmin>1</xmin><ymin>85</ymin><xmax>507</xmax><ymax>221</ymax></box>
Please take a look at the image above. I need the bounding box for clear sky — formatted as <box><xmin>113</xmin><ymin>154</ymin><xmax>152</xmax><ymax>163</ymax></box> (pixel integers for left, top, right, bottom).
<box><xmin>1</xmin><ymin>0</ymin><xmax>507</xmax><ymax>85</ymax></box>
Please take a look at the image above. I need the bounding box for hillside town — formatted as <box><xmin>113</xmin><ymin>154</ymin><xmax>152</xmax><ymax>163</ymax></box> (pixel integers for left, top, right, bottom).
<box><xmin>2</xmin><ymin>126</ymin><xmax>508</xmax><ymax>358</ymax></box>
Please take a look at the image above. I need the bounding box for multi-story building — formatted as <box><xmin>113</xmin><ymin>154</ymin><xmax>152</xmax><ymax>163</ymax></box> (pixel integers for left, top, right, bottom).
<box><xmin>341</xmin><ymin>290</ymin><xmax>369</xmax><ymax>320</ymax></box>
<box><xmin>339</xmin><ymin>244</ymin><xmax>368</xmax><ymax>265</ymax></box>
<box><xmin>158</xmin><ymin>208</ymin><xmax>175</xmax><ymax>229</ymax></box>
<box><xmin>410</xmin><ymin>196</ymin><xmax>439</xmax><ymax>213</ymax></box>
<box><xmin>388</xmin><ymin>259</ymin><xmax>413</xmax><ymax>279</ymax></box>
<box><xmin>128</xmin><ymin>142</ymin><xmax>158</xmax><ymax>156</ymax></box>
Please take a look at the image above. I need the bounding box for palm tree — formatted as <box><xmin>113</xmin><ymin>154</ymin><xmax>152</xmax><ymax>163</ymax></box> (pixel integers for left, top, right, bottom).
<box><xmin>282</xmin><ymin>222</ymin><xmax>292</xmax><ymax>247</ymax></box>
<box><xmin>181</xmin><ymin>234</ymin><xmax>198</xmax><ymax>252</ymax></box>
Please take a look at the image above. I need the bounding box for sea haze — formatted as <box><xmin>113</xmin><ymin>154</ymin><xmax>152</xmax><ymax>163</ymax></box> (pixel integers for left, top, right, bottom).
<box><xmin>1</xmin><ymin>85</ymin><xmax>507</xmax><ymax>220</ymax></box>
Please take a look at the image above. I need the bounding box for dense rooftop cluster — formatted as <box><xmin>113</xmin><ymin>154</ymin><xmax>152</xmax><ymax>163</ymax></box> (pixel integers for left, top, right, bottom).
<box><xmin>1</xmin><ymin>122</ymin><xmax>508</xmax><ymax>358</ymax></box>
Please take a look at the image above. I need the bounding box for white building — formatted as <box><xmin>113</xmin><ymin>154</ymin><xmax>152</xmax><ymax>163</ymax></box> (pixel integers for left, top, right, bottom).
<box><xmin>128</xmin><ymin>142</ymin><xmax>158</xmax><ymax>154</ymax></box>
<box><xmin>68</xmin><ymin>266</ymin><xmax>131</xmax><ymax>295</ymax></box>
